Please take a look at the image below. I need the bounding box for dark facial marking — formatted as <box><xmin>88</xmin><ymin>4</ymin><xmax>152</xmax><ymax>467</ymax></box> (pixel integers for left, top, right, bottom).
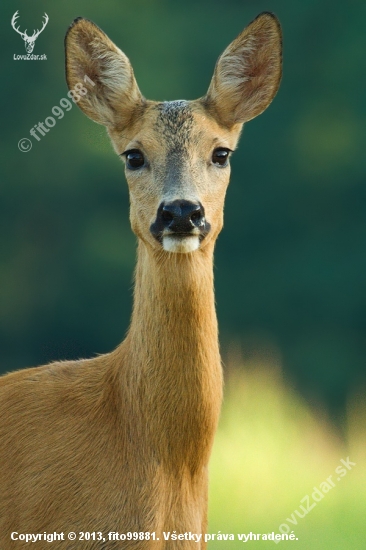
<box><xmin>154</xmin><ymin>100</ymin><xmax>194</xmax><ymax>155</ymax></box>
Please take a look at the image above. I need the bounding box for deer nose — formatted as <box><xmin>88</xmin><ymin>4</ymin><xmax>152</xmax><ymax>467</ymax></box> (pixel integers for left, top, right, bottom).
<box><xmin>150</xmin><ymin>200</ymin><xmax>210</xmax><ymax>241</ymax></box>
<box><xmin>161</xmin><ymin>200</ymin><xmax>205</xmax><ymax>232</ymax></box>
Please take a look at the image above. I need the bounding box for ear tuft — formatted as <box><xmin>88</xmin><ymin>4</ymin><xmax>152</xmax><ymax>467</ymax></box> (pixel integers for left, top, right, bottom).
<box><xmin>204</xmin><ymin>12</ymin><xmax>282</xmax><ymax>127</ymax></box>
<box><xmin>65</xmin><ymin>17</ymin><xmax>144</xmax><ymax>128</ymax></box>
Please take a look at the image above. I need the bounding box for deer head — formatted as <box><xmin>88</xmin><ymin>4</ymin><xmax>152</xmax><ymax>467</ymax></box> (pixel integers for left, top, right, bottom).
<box><xmin>65</xmin><ymin>14</ymin><xmax>282</xmax><ymax>255</ymax></box>
<box><xmin>11</xmin><ymin>11</ymin><xmax>49</xmax><ymax>54</ymax></box>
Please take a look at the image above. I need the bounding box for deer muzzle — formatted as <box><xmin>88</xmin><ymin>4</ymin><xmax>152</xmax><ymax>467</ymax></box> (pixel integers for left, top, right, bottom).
<box><xmin>150</xmin><ymin>200</ymin><xmax>211</xmax><ymax>253</ymax></box>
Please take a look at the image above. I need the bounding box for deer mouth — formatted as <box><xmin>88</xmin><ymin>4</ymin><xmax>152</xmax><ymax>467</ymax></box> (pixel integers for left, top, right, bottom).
<box><xmin>152</xmin><ymin>228</ymin><xmax>210</xmax><ymax>254</ymax></box>
<box><xmin>162</xmin><ymin>234</ymin><xmax>201</xmax><ymax>254</ymax></box>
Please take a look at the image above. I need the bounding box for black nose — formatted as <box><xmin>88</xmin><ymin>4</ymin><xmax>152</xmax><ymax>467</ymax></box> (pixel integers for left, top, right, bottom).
<box><xmin>161</xmin><ymin>200</ymin><xmax>205</xmax><ymax>232</ymax></box>
<box><xmin>150</xmin><ymin>200</ymin><xmax>210</xmax><ymax>241</ymax></box>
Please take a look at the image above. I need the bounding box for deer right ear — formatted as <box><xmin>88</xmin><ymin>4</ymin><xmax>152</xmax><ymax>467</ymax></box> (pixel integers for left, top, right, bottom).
<box><xmin>204</xmin><ymin>12</ymin><xmax>282</xmax><ymax>127</ymax></box>
<box><xmin>65</xmin><ymin>17</ymin><xmax>144</xmax><ymax>128</ymax></box>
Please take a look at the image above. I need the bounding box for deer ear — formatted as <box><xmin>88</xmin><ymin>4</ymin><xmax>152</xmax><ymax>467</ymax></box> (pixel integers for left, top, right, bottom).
<box><xmin>204</xmin><ymin>12</ymin><xmax>282</xmax><ymax>127</ymax></box>
<box><xmin>65</xmin><ymin>17</ymin><xmax>144</xmax><ymax>128</ymax></box>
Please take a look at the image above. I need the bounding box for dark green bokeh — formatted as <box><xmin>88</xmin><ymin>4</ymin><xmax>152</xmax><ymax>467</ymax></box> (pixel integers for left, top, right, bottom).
<box><xmin>1</xmin><ymin>0</ymin><xmax>365</xmax><ymax>418</ymax></box>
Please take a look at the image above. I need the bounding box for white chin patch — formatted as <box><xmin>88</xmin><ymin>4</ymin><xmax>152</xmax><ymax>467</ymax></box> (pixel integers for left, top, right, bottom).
<box><xmin>163</xmin><ymin>235</ymin><xmax>200</xmax><ymax>254</ymax></box>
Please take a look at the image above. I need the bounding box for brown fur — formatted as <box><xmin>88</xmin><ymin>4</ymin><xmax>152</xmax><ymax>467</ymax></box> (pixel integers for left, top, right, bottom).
<box><xmin>0</xmin><ymin>13</ymin><xmax>282</xmax><ymax>549</ymax></box>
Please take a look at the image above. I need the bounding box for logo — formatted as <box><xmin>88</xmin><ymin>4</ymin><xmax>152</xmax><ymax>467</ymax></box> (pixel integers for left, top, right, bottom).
<box><xmin>11</xmin><ymin>11</ymin><xmax>48</xmax><ymax>60</ymax></box>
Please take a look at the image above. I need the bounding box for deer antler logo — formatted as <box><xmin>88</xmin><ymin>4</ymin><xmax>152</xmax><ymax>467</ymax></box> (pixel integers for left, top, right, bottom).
<box><xmin>11</xmin><ymin>11</ymin><xmax>49</xmax><ymax>54</ymax></box>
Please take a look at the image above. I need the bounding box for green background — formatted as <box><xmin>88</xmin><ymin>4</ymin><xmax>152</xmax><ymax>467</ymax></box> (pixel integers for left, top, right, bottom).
<box><xmin>1</xmin><ymin>0</ymin><xmax>365</xmax><ymax>546</ymax></box>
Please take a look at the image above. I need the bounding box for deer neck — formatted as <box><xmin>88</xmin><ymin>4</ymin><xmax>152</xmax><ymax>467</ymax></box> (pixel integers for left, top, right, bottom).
<box><xmin>118</xmin><ymin>240</ymin><xmax>223</xmax><ymax>471</ymax></box>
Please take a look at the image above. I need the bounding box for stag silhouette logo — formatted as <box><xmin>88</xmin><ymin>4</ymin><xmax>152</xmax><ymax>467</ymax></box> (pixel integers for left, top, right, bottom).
<box><xmin>11</xmin><ymin>11</ymin><xmax>48</xmax><ymax>54</ymax></box>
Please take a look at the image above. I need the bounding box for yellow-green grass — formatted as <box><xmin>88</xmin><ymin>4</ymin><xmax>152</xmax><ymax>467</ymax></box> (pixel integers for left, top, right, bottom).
<box><xmin>208</xmin><ymin>356</ymin><xmax>366</xmax><ymax>549</ymax></box>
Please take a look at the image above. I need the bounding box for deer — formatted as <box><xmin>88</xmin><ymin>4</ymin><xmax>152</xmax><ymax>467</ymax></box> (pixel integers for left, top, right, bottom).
<box><xmin>0</xmin><ymin>12</ymin><xmax>282</xmax><ymax>549</ymax></box>
<box><xmin>11</xmin><ymin>11</ymin><xmax>49</xmax><ymax>54</ymax></box>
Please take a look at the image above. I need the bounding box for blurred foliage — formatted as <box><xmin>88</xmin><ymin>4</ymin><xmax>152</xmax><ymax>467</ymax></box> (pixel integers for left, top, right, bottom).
<box><xmin>209</xmin><ymin>358</ymin><xmax>366</xmax><ymax>548</ymax></box>
<box><xmin>1</xmin><ymin>0</ymin><xmax>366</xmax><ymax>420</ymax></box>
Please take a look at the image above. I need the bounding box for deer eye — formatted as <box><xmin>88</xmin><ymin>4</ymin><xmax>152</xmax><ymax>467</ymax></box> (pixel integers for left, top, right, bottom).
<box><xmin>212</xmin><ymin>148</ymin><xmax>231</xmax><ymax>167</ymax></box>
<box><xmin>124</xmin><ymin>149</ymin><xmax>145</xmax><ymax>170</ymax></box>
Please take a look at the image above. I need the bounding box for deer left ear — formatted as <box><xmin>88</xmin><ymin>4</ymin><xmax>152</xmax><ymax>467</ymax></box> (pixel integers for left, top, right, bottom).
<box><xmin>65</xmin><ymin>17</ymin><xmax>144</xmax><ymax>128</ymax></box>
<box><xmin>204</xmin><ymin>12</ymin><xmax>282</xmax><ymax>127</ymax></box>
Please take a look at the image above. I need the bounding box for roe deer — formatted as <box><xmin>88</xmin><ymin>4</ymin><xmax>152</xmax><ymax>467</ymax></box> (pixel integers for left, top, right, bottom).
<box><xmin>0</xmin><ymin>12</ymin><xmax>282</xmax><ymax>549</ymax></box>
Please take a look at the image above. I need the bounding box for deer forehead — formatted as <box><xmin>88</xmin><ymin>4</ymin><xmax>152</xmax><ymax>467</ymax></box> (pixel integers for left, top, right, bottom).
<box><xmin>112</xmin><ymin>100</ymin><xmax>239</xmax><ymax>161</ymax></box>
<box><xmin>154</xmin><ymin>100</ymin><xmax>195</xmax><ymax>151</ymax></box>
